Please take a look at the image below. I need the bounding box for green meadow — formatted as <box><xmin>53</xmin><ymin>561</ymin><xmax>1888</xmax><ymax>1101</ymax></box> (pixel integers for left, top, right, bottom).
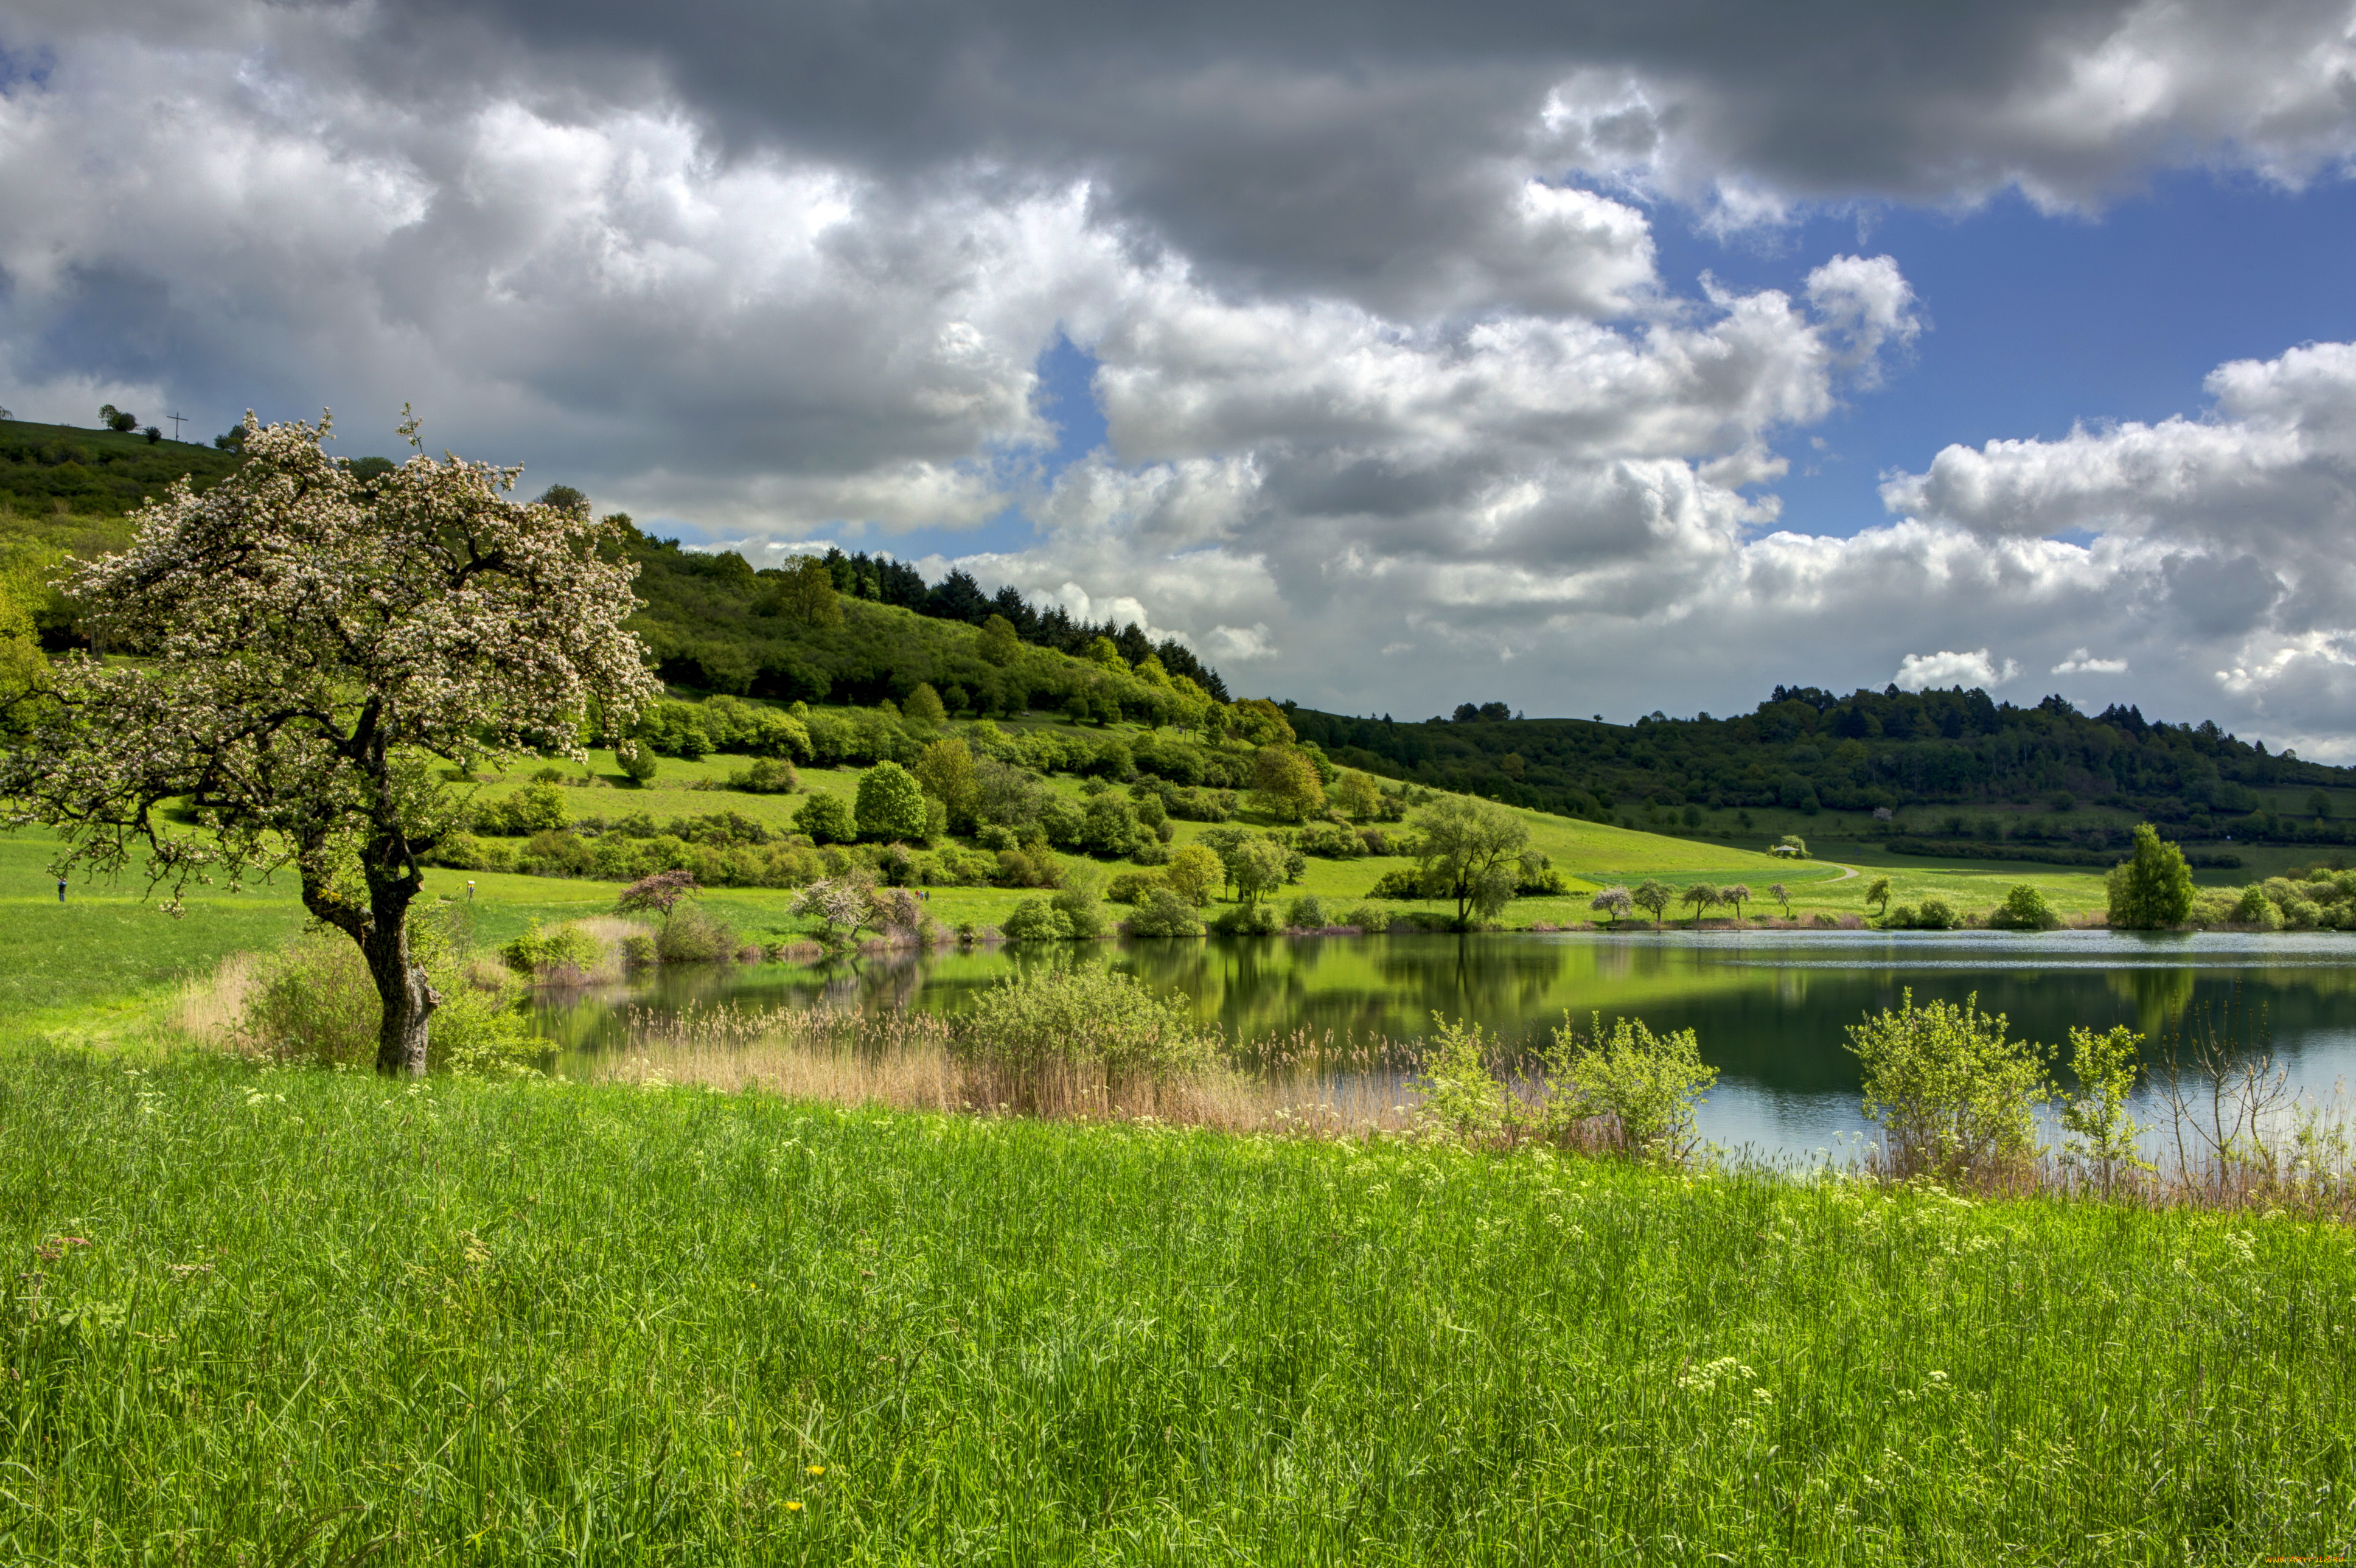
<box><xmin>3</xmin><ymin>1044</ymin><xmax>2352</xmax><ymax>1564</ymax></box>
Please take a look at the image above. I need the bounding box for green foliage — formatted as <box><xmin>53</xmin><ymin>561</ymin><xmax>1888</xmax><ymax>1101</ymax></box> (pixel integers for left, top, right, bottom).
<box><xmin>501</xmin><ymin>922</ymin><xmax>604</xmax><ymax>977</ymax></box>
<box><xmin>950</xmin><ymin>966</ymin><xmax>1207</xmax><ymax>1088</ymax></box>
<box><xmin>1987</xmin><ymin>883</ymin><xmax>2060</xmax><ymax>931</ymax></box>
<box><xmin>1864</xmin><ymin>876</ymin><xmax>1892</xmax><ymax>915</ymax></box>
<box><xmin>1203</xmin><ymin>832</ymin><xmax>1289</xmax><ymax>907</ymax></box>
<box><xmin>794</xmin><ymin>792</ymin><xmax>857</xmax><ymax>845</ymax></box>
<box><xmin>615</xmin><ymin>737</ymin><xmax>660</xmax><ymax>784</ymax></box>
<box><xmin>653</xmin><ymin>903</ymin><xmax>739</xmax><ymax>964</ymax></box>
<box><xmin>1412</xmin><ymin>1016</ymin><xmax>1510</xmax><ymax>1146</ymax></box>
<box><xmin>854</xmin><ymin>760</ymin><xmax>930</xmax><ymax>842</ymax></box>
<box><xmin>472</xmin><ymin>782</ymin><xmax>570</xmax><ymax>835</ymax></box>
<box><xmin>1410</xmin><ymin>794</ymin><xmax>1529</xmax><ymax>925</ymax></box>
<box><xmin>2107</xmin><ymin>823</ymin><xmax>2197</xmax><ymax>929</ymax></box>
<box><xmin>1342</xmin><ymin>901</ymin><xmax>1392</xmax><ymax>933</ymax></box>
<box><xmin>1164</xmin><ymin>843</ymin><xmax>1221</xmax><ymax>905</ymax></box>
<box><xmin>2057</xmin><ymin>1025</ymin><xmax>2151</xmax><ymax>1191</ymax></box>
<box><xmin>1541</xmin><ymin>1013</ymin><xmax>1718</xmax><ymax>1165</ymax></box>
<box><xmin>1845</xmin><ymin>990</ymin><xmax>2050</xmax><ymax>1180</ymax></box>
<box><xmin>1209</xmin><ymin>901</ymin><xmax>1282</xmax><ymax>935</ymax></box>
<box><xmin>1000</xmin><ymin>898</ymin><xmax>1074</xmax><ymax>943</ymax></box>
<box><xmin>1121</xmin><ymin>888</ymin><xmax>1207</xmax><ymax>938</ymax></box>
<box><xmin>905</xmin><ymin>681</ymin><xmax>948</xmax><ymax>725</ymax></box>
<box><xmin>1249</xmin><ymin>745</ymin><xmax>1326</xmax><ymax>822</ymax></box>
<box><xmin>1283</xmin><ymin>894</ymin><xmax>1331</xmax><ymax>928</ymax></box>
<box><xmin>723</xmin><ymin>756</ymin><xmax>798</xmax><ymax>793</ymax></box>
<box><xmin>0</xmin><ymin>417</ymin><xmax>245</xmax><ymax>517</ymax></box>
<box><xmin>1631</xmin><ymin>879</ymin><xmax>1673</xmax><ymax>928</ymax></box>
<box><xmin>2232</xmin><ymin>882</ymin><xmax>2285</xmax><ymax>929</ymax></box>
<box><xmin>1048</xmin><ymin>867</ymin><xmax>1110</xmax><ymax>940</ymax></box>
<box><xmin>1077</xmin><ymin>792</ymin><xmax>1147</xmax><ymax>857</ymax></box>
<box><xmin>1882</xmin><ymin>897</ymin><xmax>1959</xmax><ymax>930</ymax></box>
<box><xmin>977</xmin><ymin>613</ymin><xmax>1022</xmax><ymax>665</ymax></box>
<box><xmin>1678</xmin><ymin>882</ymin><xmax>1720</xmax><ymax>925</ymax></box>
<box><xmin>1106</xmin><ymin>869</ymin><xmax>1166</xmax><ymax>904</ymax></box>
<box><xmin>1286</xmin><ymin>684</ymin><xmax>2352</xmax><ymax>844</ymax></box>
<box><xmin>243</xmin><ymin>911</ymin><xmax>540</xmax><ymax>1076</ymax></box>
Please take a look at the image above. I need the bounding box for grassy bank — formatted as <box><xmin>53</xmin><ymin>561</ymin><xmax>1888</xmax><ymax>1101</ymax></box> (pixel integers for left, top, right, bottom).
<box><xmin>2</xmin><ymin>1043</ymin><xmax>2352</xmax><ymax>1563</ymax></box>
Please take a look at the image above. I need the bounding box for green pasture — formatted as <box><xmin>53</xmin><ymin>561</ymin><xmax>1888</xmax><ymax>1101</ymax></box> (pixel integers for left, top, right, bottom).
<box><xmin>449</xmin><ymin>730</ymin><xmax>2105</xmax><ymax>925</ymax></box>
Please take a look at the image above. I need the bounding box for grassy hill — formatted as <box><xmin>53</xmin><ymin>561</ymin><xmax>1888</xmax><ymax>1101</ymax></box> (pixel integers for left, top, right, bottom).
<box><xmin>0</xmin><ymin>419</ymin><xmax>245</xmax><ymax>518</ymax></box>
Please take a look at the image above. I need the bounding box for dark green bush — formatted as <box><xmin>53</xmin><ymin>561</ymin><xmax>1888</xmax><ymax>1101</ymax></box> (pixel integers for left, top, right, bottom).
<box><xmin>1211</xmin><ymin>902</ymin><xmax>1281</xmax><ymax>936</ymax></box>
<box><xmin>1002</xmin><ymin>899</ymin><xmax>1073</xmax><ymax>943</ymax></box>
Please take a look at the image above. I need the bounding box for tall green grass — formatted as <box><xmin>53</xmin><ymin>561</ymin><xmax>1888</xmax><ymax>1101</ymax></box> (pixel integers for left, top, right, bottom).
<box><xmin>2</xmin><ymin>1047</ymin><xmax>2352</xmax><ymax>1563</ymax></box>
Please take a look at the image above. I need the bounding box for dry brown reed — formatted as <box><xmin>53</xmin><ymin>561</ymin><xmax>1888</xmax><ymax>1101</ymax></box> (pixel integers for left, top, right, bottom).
<box><xmin>589</xmin><ymin>1005</ymin><xmax>1424</xmax><ymax>1137</ymax></box>
<box><xmin>170</xmin><ymin>953</ymin><xmax>262</xmax><ymax>1047</ymax></box>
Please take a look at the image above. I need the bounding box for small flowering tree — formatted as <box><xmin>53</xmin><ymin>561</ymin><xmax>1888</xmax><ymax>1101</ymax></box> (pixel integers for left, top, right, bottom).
<box><xmin>616</xmin><ymin>869</ymin><xmax>700</xmax><ymax>928</ymax></box>
<box><xmin>0</xmin><ymin>412</ymin><xmax>660</xmax><ymax>1075</ymax></box>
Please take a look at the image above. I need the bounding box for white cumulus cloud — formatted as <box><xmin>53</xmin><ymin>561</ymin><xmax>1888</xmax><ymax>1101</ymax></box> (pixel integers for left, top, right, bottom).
<box><xmin>2052</xmin><ymin>648</ymin><xmax>2130</xmax><ymax>675</ymax></box>
<box><xmin>1894</xmin><ymin>649</ymin><xmax>2020</xmax><ymax>692</ymax></box>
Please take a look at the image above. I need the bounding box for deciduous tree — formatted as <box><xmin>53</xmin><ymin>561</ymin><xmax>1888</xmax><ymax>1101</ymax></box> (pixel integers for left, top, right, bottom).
<box><xmin>904</xmin><ymin>681</ymin><xmax>948</xmax><ymax>726</ymax></box>
<box><xmin>912</xmin><ymin>738</ymin><xmax>978</xmax><ymax>830</ymax></box>
<box><xmin>1331</xmin><ymin>770</ymin><xmax>1384</xmax><ymax>821</ymax></box>
<box><xmin>762</xmin><ymin>555</ymin><xmax>842</xmax><ymax>628</ymax></box>
<box><xmin>1409</xmin><ymin>795</ymin><xmax>1528</xmax><ymax>925</ymax></box>
<box><xmin>1250</xmin><ymin>744</ymin><xmax>1326</xmax><ymax>822</ymax></box>
<box><xmin>1164</xmin><ymin>843</ymin><xmax>1221</xmax><ymax>905</ymax></box>
<box><xmin>1632</xmin><ymin>879</ymin><xmax>1673</xmax><ymax>929</ymax></box>
<box><xmin>2105</xmin><ymin>823</ymin><xmax>2195</xmax><ymax>930</ymax></box>
<box><xmin>854</xmin><ymin>760</ymin><xmax>930</xmax><ymax>842</ymax></box>
<box><xmin>976</xmin><ymin>613</ymin><xmax>1022</xmax><ymax>666</ymax></box>
<box><xmin>0</xmin><ymin>412</ymin><xmax>658</xmax><ymax>1075</ymax></box>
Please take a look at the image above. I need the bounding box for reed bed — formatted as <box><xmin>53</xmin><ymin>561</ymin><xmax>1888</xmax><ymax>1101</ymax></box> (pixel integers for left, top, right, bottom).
<box><xmin>591</xmin><ymin>1003</ymin><xmax>1424</xmax><ymax>1138</ymax></box>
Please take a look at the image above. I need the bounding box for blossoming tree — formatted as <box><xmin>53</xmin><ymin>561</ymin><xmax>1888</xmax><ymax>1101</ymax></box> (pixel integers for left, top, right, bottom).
<box><xmin>0</xmin><ymin>412</ymin><xmax>660</xmax><ymax>1074</ymax></box>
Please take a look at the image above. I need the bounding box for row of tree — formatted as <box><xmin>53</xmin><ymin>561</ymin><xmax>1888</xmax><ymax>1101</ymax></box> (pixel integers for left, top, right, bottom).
<box><xmin>1284</xmin><ymin>684</ymin><xmax>2356</xmax><ymax>837</ymax></box>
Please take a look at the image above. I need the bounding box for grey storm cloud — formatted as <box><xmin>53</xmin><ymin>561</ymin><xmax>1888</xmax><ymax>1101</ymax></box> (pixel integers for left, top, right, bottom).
<box><xmin>8</xmin><ymin>0</ymin><xmax>2356</xmax><ymax>744</ymax></box>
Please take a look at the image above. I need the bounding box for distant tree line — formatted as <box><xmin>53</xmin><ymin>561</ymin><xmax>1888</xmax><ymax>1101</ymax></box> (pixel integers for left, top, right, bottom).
<box><xmin>1285</xmin><ymin>682</ymin><xmax>2356</xmax><ymax>845</ymax></box>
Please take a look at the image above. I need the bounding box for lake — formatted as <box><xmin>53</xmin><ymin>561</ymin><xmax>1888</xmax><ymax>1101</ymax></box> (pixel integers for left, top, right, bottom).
<box><xmin>536</xmin><ymin>930</ymin><xmax>2356</xmax><ymax>1160</ymax></box>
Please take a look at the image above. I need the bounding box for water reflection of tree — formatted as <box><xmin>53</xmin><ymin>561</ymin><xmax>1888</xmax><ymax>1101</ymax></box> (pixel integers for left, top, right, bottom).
<box><xmin>2103</xmin><ymin>967</ymin><xmax>2198</xmax><ymax>1044</ymax></box>
<box><xmin>560</xmin><ymin>936</ymin><xmax>2356</xmax><ymax>1116</ymax></box>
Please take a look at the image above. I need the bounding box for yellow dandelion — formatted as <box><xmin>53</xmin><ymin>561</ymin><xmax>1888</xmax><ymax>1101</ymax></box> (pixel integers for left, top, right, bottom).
<box><xmin>807</xmin><ymin>1465</ymin><xmax>826</xmax><ymax>1476</ymax></box>
<box><xmin>786</xmin><ymin>1500</ymin><xmax>803</xmax><ymax>1513</ymax></box>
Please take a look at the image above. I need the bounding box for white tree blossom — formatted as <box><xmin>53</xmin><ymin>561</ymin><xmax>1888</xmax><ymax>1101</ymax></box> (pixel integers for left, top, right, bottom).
<box><xmin>0</xmin><ymin>411</ymin><xmax>660</xmax><ymax>1074</ymax></box>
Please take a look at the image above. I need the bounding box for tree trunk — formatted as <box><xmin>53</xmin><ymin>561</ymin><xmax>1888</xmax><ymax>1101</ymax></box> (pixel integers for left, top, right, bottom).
<box><xmin>363</xmin><ymin>895</ymin><xmax>439</xmax><ymax>1077</ymax></box>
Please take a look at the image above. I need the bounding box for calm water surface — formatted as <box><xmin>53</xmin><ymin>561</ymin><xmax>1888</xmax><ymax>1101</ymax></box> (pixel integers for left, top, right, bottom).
<box><xmin>537</xmin><ymin>931</ymin><xmax>2356</xmax><ymax>1160</ymax></box>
